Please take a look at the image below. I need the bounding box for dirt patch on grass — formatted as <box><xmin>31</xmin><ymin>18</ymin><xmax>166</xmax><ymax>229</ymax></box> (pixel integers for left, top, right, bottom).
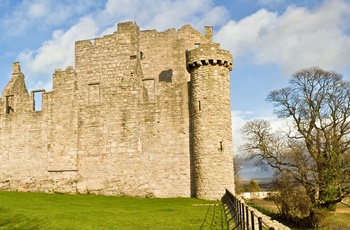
<box><xmin>336</xmin><ymin>209</ymin><xmax>350</xmax><ymax>214</ymax></box>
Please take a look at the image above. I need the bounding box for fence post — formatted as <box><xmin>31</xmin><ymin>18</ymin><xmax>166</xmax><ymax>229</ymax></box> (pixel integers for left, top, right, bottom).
<box><xmin>238</xmin><ymin>200</ymin><xmax>241</xmax><ymax>226</ymax></box>
<box><xmin>258</xmin><ymin>217</ymin><xmax>263</xmax><ymax>230</ymax></box>
<box><xmin>251</xmin><ymin>211</ymin><xmax>255</xmax><ymax>230</ymax></box>
<box><xmin>246</xmin><ymin>206</ymin><xmax>249</xmax><ymax>229</ymax></box>
<box><xmin>241</xmin><ymin>203</ymin><xmax>245</xmax><ymax>230</ymax></box>
<box><xmin>235</xmin><ymin>197</ymin><xmax>238</xmax><ymax>217</ymax></box>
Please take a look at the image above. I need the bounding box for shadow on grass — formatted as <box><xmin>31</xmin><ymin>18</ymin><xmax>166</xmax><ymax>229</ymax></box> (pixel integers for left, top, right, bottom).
<box><xmin>0</xmin><ymin>207</ymin><xmax>46</xmax><ymax>230</ymax></box>
<box><xmin>200</xmin><ymin>204</ymin><xmax>228</xmax><ymax>230</ymax></box>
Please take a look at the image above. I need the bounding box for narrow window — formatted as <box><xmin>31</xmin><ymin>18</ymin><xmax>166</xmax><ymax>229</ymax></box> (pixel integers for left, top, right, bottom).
<box><xmin>33</xmin><ymin>91</ymin><xmax>43</xmax><ymax>111</ymax></box>
<box><xmin>5</xmin><ymin>95</ymin><xmax>14</xmax><ymax>114</ymax></box>
<box><xmin>198</xmin><ymin>101</ymin><xmax>201</xmax><ymax>111</ymax></box>
<box><xmin>140</xmin><ymin>52</ymin><xmax>143</xmax><ymax>60</ymax></box>
<box><xmin>220</xmin><ymin>141</ymin><xmax>223</xmax><ymax>151</ymax></box>
<box><xmin>130</xmin><ymin>55</ymin><xmax>137</xmax><ymax>60</ymax></box>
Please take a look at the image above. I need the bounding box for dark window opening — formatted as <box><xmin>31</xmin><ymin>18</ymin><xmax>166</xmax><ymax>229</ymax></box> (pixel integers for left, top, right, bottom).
<box><xmin>159</xmin><ymin>69</ymin><xmax>173</xmax><ymax>82</ymax></box>
<box><xmin>130</xmin><ymin>55</ymin><xmax>136</xmax><ymax>60</ymax></box>
<box><xmin>5</xmin><ymin>95</ymin><xmax>14</xmax><ymax>114</ymax></box>
<box><xmin>140</xmin><ymin>52</ymin><xmax>143</xmax><ymax>59</ymax></box>
<box><xmin>33</xmin><ymin>91</ymin><xmax>43</xmax><ymax>111</ymax></box>
<box><xmin>198</xmin><ymin>101</ymin><xmax>201</xmax><ymax>111</ymax></box>
<box><xmin>220</xmin><ymin>141</ymin><xmax>223</xmax><ymax>151</ymax></box>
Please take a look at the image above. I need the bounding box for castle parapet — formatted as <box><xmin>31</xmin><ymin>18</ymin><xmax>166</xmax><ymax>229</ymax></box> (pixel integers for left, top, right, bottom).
<box><xmin>186</xmin><ymin>43</ymin><xmax>233</xmax><ymax>72</ymax></box>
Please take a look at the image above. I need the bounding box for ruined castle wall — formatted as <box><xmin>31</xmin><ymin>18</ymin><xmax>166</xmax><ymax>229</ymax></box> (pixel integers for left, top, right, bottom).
<box><xmin>135</xmin><ymin>25</ymin><xmax>207</xmax><ymax>197</ymax></box>
<box><xmin>48</xmin><ymin>67</ymin><xmax>79</xmax><ymax>172</ymax></box>
<box><xmin>66</xmin><ymin>22</ymin><xmax>209</xmax><ymax>197</ymax></box>
<box><xmin>0</xmin><ymin>22</ymin><xmax>234</xmax><ymax>198</ymax></box>
<box><xmin>73</xmin><ymin>22</ymin><xmax>152</xmax><ymax>196</ymax></box>
<box><xmin>0</xmin><ymin>64</ymin><xmax>50</xmax><ymax>191</ymax></box>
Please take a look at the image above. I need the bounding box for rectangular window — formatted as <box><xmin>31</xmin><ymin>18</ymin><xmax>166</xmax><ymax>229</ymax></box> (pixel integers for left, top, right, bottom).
<box><xmin>5</xmin><ymin>95</ymin><xmax>14</xmax><ymax>114</ymax></box>
<box><xmin>88</xmin><ymin>83</ymin><xmax>100</xmax><ymax>105</ymax></box>
<box><xmin>33</xmin><ymin>91</ymin><xmax>43</xmax><ymax>111</ymax></box>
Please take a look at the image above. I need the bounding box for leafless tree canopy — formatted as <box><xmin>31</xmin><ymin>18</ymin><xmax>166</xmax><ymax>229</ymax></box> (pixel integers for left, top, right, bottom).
<box><xmin>241</xmin><ymin>67</ymin><xmax>350</xmax><ymax>214</ymax></box>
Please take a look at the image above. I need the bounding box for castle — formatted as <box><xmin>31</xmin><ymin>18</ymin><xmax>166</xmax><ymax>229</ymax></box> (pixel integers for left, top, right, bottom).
<box><xmin>0</xmin><ymin>22</ymin><xmax>234</xmax><ymax>200</ymax></box>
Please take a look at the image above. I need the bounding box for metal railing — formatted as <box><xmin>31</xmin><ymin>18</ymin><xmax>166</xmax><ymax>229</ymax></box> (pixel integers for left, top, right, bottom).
<box><xmin>221</xmin><ymin>189</ymin><xmax>275</xmax><ymax>230</ymax></box>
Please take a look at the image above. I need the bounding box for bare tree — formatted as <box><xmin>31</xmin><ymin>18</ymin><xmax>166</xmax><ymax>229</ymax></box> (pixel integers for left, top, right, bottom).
<box><xmin>241</xmin><ymin>67</ymin><xmax>350</xmax><ymax>227</ymax></box>
<box><xmin>233</xmin><ymin>155</ymin><xmax>248</xmax><ymax>176</ymax></box>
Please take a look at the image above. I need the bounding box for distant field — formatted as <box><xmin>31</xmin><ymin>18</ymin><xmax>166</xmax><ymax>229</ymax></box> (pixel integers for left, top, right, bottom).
<box><xmin>248</xmin><ymin>197</ymin><xmax>350</xmax><ymax>229</ymax></box>
<box><xmin>0</xmin><ymin>191</ymin><xmax>226</xmax><ymax>230</ymax></box>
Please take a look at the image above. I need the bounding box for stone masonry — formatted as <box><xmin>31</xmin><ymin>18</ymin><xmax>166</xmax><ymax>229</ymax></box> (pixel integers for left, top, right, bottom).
<box><xmin>0</xmin><ymin>21</ymin><xmax>234</xmax><ymax>200</ymax></box>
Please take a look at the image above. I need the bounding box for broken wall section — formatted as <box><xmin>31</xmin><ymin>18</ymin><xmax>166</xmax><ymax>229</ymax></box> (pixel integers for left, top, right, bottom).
<box><xmin>0</xmin><ymin>62</ymin><xmax>50</xmax><ymax>192</ymax></box>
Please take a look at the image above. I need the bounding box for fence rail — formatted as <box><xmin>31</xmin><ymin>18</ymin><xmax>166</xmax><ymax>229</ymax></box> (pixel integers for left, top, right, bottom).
<box><xmin>221</xmin><ymin>189</ymin><xmax>290</xmax><ymax>230</ymax></box>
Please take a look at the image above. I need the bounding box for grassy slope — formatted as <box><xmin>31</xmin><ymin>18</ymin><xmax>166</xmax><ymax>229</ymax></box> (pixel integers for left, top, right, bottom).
<box><xmin>0</xmin><ymin>191</ymin><xmax>224</xmax><ymax>230</ymax></box>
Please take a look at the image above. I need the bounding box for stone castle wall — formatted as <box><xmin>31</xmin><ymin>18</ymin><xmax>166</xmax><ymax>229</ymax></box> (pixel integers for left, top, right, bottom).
<box><xmin>0</xmin><ymin>22</ymin><xmax>234</xmax><ymax>199</ymax></box>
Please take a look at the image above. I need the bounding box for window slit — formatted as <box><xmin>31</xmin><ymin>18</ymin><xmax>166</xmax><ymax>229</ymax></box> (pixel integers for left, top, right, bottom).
<box><xmin>5</xmin><ymin>95</ymin><xmax>14</xmax><ymax>114</ymax></box>
<box><xmin>33</xmin><ymin>91</ymin><xmax>43</xmax><ymax>111</ymax></box>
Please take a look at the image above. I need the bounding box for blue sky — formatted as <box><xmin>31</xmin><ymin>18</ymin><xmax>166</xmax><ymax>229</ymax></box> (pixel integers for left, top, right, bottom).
<box><xmin>1</xmin><ymin>0</ymin><xmax>350</xmax><ymax>177</ymax></box>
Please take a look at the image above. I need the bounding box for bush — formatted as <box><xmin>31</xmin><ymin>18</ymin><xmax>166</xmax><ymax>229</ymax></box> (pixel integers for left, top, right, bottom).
<box><xmin>271</xmin><ymin>171</ymin><xmax>331</xmax><ymax>228</ymax></box>
<box><xmin>244</xmin><ymin>180</ymin><xmax>261</xmax><ymax>192</ymax></box>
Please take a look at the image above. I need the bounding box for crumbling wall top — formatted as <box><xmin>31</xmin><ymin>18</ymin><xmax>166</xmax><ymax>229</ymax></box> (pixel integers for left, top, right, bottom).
<box><xmin>2</xmin><ymin>62</ymin><xmax>28</xmax><ymax>99</ymax></box>
<box><xmin>204</xmin><ymin>26</ymin><xmax>213</xmax><ymax>43</ymax></box>
<box><xmin>117</xmin><ymin>21</ymin><xmax>139</xmax><ymax>32</ymax></box>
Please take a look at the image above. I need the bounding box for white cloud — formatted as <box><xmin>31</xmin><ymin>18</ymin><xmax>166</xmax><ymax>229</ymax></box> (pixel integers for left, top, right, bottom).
<box><xmin>1</xmin><ymin>0</ymin><xmax>101</xmax><ymax>36</ymax></box>
<box><xmin>27</xmin><ymin>1</ymin><xmax>47</xmax><ymax>19</ymax></box>
<box><xmin>232</xmin><ymin>110</ymin><xmax>253</xmax><ymax>155</ymax></box>
<box><xmin>18</xmin><ymin>17</ymin><xmax>98</xmax><ymax>90</ymax></box>
<box><xmin>99</xmin><ymin>0</ymin><xmax>229</xmax><ymax>32</ymax></box>
<box><xmin>216</xmin><ymin>0</ymin><xmax>350</xmax><ymax>75</ymax></box>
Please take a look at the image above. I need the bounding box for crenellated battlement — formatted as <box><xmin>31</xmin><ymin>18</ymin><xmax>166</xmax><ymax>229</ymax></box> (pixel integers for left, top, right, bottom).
<box><xmin>186</xmin><ymin>43</ymin><xmax>233</xmax><ymax>72</ymax></box>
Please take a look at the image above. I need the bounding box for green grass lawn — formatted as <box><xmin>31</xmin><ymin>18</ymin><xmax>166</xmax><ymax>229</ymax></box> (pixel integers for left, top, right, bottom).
<box><xmin>0</xmin><ymin>191</ymin><xmax>226</xmax><ymax>230</ymax></box>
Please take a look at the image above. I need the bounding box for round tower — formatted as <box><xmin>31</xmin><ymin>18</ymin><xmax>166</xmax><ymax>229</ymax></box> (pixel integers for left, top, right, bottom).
<box><xmin>186</xmin><ymin>41</ymin><xmax>234</xmax><ymax>200</ymax></box>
